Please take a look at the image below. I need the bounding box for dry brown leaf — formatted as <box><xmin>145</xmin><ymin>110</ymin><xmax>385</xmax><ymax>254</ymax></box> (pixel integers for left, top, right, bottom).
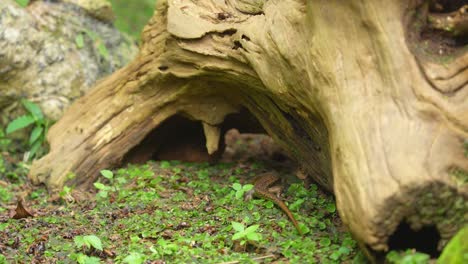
<box><xmin>12</xmin><ymin>200</ymin><xmax>34</xmax><ymax>219</ymax></box>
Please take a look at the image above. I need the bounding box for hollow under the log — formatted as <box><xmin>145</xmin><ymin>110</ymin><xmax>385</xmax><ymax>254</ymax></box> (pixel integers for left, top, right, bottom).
<box><xmin>122</xmin><ymin>108</ymin><xmax>266</xmax><ymax>165</ymax></box>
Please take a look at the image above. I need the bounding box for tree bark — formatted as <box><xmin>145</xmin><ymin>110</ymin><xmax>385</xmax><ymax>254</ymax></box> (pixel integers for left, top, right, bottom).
<box><xmin>29</xmin><ymin>0</ymin><xmax>468</xmax><ymax>254</ymax></box>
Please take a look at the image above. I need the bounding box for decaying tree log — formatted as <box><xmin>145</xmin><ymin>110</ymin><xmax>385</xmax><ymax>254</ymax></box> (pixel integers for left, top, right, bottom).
<box><xmin>29</xmin><ymin>0</ymin><xmax>467</xmax><ymax>256</ymax></box>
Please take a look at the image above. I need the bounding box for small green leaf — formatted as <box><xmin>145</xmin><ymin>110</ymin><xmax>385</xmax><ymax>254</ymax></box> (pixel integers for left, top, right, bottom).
<box><xmin>338</xmin><ymin>246</ymin><xmax>351</xmax><ymax>255</ymax></box>
<box><xmin>326</xmin><ymin>203</ymin><xmax>336</xmax><ymax>213</ymax></box>
<box><xmin>29</xmin><ymin>126</ymin><xmax>44</xmax><ymax>145</ymax></box>
<box><xmin>100</xmin><ymin>170</ymin><xmax>113</xmax><ymax>179</ymax></box>
<box><xmin>330</xmin><ymin>251</ymin><xmax>342</xmax><ymax>261</ymax></box>
<box><xmin>97</xmin><ymin>43</ymin><xmax>109</xmax><ymax>59</ymax></box>
<box><xmin>438</xmin><ymin>226</ymin><xmax>468</xmax><ymax>264</ymax></box>
<box><xmin>232</xmin><ymin>183</ymin><xmax>241</xmax><ymax>191</ymax></box>
<box><xmin>353</xmin><ymin>251</ymin><xmax>369</xmax><ymax>264</ymax></box>
<box><xmin>242</xmin><ymin>184</ymin><xmax>253</xmax><ymax>191</ymax></box>
<box><xmin>44</xmin><ymin>119</ymin><xmax>51</xmax><ymax>136</ymax></box>
<box><xmin>84</xmin><ymin>30</ymin><xmax>98</xmax><ymax>40</ymax></box>
<box><xmin>84</xmin><ymin>235</ymin><xmax>103</xmax><ymax>251</ymax></box>
<box><xmin>342</xmin><ymin>236</ymin><xmax>356</xmax><ymax>248</ymax></box>
<box><xmin>6</xmin><ymin>115</ymin><xmax>35</xmax><ymax>134</ymax></box>
<box><xmin>264</xmin><ymin>200</ymin><xmax>274</xmax><ymax>209</ymax></box>
<box><xmin>299</xmin><ymin>223</ymin><xmax>310</xmax><ymax>235</ymax></box>
<box><xmin>22</xmin><ymin>100</ymin><xmax>43</xmax><ymax>120</ymax></box>
<box><xmin>81</xmin><ymin>255</ymin><xmax>101</xmax><ymax>264</ymax></box>
<box><xmin>160</xmin><ymin>161</ymin><xmax>171</xmax><ymax>169</ymax></box>
<box><xmin>246</xmin><ymin>232</ymin><xmax>262</xmax><ymax>241</ymax></box>
<box><xmin>318</xmin><ymin>221</ymin><xmax>326</xmax><ymax>230</ymax></box>
<box><xmin>123</xmin><ymin>252</ymin><xmax>145</xmax><ymax>264</ymax></box>
<box><xmin>74</xmin><ymin>236</ymin><xmax>86</xmax><ymax>248</ymax></box>
<box><xmin>75</xmin><ymin>34</ymin><xmax>84</xmax><ymax>48</ymax></box>
<box><xmin>235</xmin><ymin>189</ymin><xmax>244</xmax><ymax>199</ymax></box>
<box><xmin>0</xmin><ymin>223</ymin><xmax>9</xmax><ymax>231</ymax></box>
<box><xmin>245</xmin><ymin>224</ymin><xmax>259</xmax><ymax>234</ymax></box>
<box><xmin>59</xmin><ymin>186</ymin><xmax>71</xmax><ymax>197</ymax></box>
<box><xmin>320</xmin><ymin>237</ymin><xmax>331</xmax><ymax>247</ymax></box>
<box><xmin>117</xmin><ymin>177</ymin><xmax>128</xmax><ymax>184</ymax></box>
<box><xmin>15</xmin><ymin>0</ymin><xmax>29</xmax><ymax>7</ymax></box>
<box><xmin>94</xmin><ymin>182</ymin><xmax>104</xmax><ymax>189</ymax></box>
<box><xmin>197</xmin><ymin>169</ymin><xmax>209</xmax><ymax>179</ymax></box>
<box><xmin>28</xmin><ymin>139</ymin><xmax>42</xmax><ymax>160</ymax></box>
<box><xmin>231</xmin><ymin>222</ymin><xmax>244</xmax><ymax>232</ymax></box>
<box><xmin>401</xmin><ymin>252</ymin><xmax>430</xmax><ymax>264</ymax></box>
<box><xmin>98</xmin><ymin>191</ymin><xmax>108</xmax><ymax>198</ymax></box>
<box><xmin>74</xmin><ymin>253</ymin><xmax>86</xmax><ymax>264</ymax></box>
<box><xmin>232</xmin><ymin>232</ymin><xmax>244</xmax><ymax>240</ymax></box>
<box><xmin>386</xmin><ymin>251</ymin><xmax>403</xmax><ymax>263</ymax></box>
<box><xmin>94</xmin><ymin>182</ymin><xmax>111</xmax><ymax>191</ymax></box>
<box><xmin>289</xmin><ymin>198</ymin><xmax>305</xmax><ymax>211</ymax></box>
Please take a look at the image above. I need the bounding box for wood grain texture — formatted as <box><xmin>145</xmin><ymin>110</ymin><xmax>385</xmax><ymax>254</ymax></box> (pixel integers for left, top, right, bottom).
<box><xmin>29</xmin><ymin>0</ymin><xmax>468</xmax><ymax>253</ymax></box>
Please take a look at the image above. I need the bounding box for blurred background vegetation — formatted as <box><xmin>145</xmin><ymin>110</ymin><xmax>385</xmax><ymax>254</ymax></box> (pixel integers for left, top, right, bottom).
<box><xmin>110</xmin><ymin>0</ymin><xmax>156</xmax><ymax>40</ymax></box>
<box><xmin>14</xmin><ymin>0</ymin><xmax>156</xmax><ymax>41</ymax></box>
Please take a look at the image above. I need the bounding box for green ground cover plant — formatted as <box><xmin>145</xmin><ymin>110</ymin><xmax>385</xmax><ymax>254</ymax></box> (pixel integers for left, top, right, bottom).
<box><xmin>0</xmin><ymin>159</ymin><xmax>361</xmax><ymax>263</ymax></box>
<box><xmin>6</xmin><ymin>100</ymin><xmax>50</xmax><ymax>161</ymax></box>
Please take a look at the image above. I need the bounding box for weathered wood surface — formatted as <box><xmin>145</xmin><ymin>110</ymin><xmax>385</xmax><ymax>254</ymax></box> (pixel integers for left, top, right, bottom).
<box><xmin>30</xmin><ymin>0</ymin><xmax>468</xmax><ymax>254</ymax></box>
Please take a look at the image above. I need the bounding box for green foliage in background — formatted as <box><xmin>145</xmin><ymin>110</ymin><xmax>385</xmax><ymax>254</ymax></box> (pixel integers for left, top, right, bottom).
<box><xmin>75</xmin><ymin>30</ymin><xmax>109</xmax><ymax>59</ymax></box>
<box><xmin>438</xmin><ymin>226</ymin><xmax>468</xmax><ymax>264</ymax></box>
<box><xmin>6</xmin><ymin>100</ymin><xmax>50</xmax><ymax>160</ymax></box>
<box><xmin>14</xmin><ymin>0</ymin><xmax>156</xmax><ymax>41</ymax></box>
<box><xmin>109</xmin><ymin>0</ymin><xmax>156</xmax><ymax>40</ymax></box>
<box><xmin>14</xmin><ymin>0</ymin><xmax>29</xmax><ymax>7</ymax></box>
<box><xmin>0</xmin><ymin>130</ymin><xmax>12</xmax><ymax>152</ymax></box>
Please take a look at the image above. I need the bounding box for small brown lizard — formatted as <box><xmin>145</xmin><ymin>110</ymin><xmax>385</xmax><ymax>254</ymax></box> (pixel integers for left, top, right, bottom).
<box><xmin>250</xmin><ymin>172</ymin><xmax>303</xmax><ymax>235</ymax></box>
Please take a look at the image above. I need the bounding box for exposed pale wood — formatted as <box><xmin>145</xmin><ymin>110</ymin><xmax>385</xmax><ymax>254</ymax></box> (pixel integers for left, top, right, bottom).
<box><xmin>30</xmin><ymin>0</ymin><xmax>468</xmax><ymax>253</ymax></box>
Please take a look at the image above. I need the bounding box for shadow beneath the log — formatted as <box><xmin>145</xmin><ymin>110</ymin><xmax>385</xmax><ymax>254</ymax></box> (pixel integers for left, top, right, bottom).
<box><xmin>122</xmin><ymin>108</ymin><xmax>268</xmax><ymax>165</ymax></box>
<box><xmin>122</xmin><ymin>115</ymin><xmax>218</xmax><ymax>164</ymax></box>
<box><xmin>387</xmin><ymin>221</ymin><xmax>441</xmax><ymax>257</ymax></box>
